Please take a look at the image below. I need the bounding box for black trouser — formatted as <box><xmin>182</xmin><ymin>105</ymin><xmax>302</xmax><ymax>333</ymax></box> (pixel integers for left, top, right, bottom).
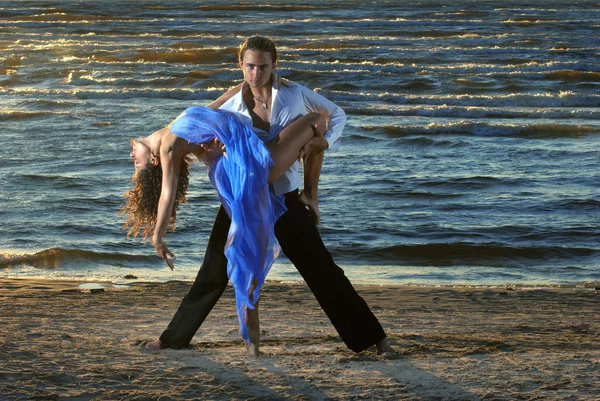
<box><xmin>159</xmin><ymin>190</ymin><xmax>387</xmax><ymax>352</ymax></box>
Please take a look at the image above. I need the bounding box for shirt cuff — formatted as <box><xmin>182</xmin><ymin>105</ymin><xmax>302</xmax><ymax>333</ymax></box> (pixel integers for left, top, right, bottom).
<box><xmin>325</xmin><ymin>134</ymin><xmax>341</xmax><ymax>152</ymax></box>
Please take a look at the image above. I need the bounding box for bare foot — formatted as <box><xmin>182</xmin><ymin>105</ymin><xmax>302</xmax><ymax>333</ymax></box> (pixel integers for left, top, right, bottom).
<box><xmin>376</xmin><ymin>338</ymin><xmax>394</xmax><ymax>356</ymax></box>
<box><xmin>246</xmin><ymin>342</ymin><xmax>260</xmax><ymax>357</ymax></box>
<box><xmin>299</xmin><ymin>190</ymin><xmax>320</xmax><ymax>225</ymax></box>
<box><xmin>144</xmin><ymin>339</ymin><xmax>164</xmax><ymax>350</ymax></box>
<box><xmin>244</xmin><ymin>291</ymin><xmax>260</xmax><ymax>357</ymax></box>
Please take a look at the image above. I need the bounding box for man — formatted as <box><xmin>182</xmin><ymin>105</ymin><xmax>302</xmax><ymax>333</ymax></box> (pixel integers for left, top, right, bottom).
<box><xmin>147</xmin><ymin>36</ymin><xmax>393</xmax><ymax>356</ymax></box>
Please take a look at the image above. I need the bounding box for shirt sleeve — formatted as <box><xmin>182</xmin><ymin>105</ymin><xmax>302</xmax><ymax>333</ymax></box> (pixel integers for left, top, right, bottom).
<box><xmin>297</xmin><ymin>84</ymin><xmax>346</xmax><ymax>152</ymax></box>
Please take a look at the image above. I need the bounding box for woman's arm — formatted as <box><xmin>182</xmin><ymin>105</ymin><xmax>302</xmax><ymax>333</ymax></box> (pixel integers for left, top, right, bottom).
<box><xmin>152</xmin><ymin>136</ymin><xmax>185</xmax><ymax>270</ymax></box>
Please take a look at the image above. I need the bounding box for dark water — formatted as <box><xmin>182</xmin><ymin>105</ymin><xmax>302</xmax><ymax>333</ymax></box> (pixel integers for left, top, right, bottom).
<box><xmin>1</xmin><ymin>0</ymin><xmax>599</xmax><ymax>286</ymax></box>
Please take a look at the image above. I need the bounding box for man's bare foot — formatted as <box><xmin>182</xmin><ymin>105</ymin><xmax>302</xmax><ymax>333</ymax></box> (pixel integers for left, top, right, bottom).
<box><xmin>144</xmin><ymin>339</ymin><xmax>164</xmax><ymax>350</ymax></box>
<box><xmin>246</xmin><ymin>342</ymin><xmax>260</xmax><ymax>357</ymax></box>
<box><xmin>376</xmin><ymin>338</ymin><xmax>394</xmax><ymax>356</ymax></box>
<box><xmin>299</xmin><ymin>190</ymin><xmax>320</xmax><ymax>224</ymax></box>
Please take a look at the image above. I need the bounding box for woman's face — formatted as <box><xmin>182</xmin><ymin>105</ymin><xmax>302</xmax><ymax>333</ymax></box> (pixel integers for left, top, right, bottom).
<box><xmin>130</xmin><ymin>138</ymin><xmax>151</xmax><ymax>171</ymax></box>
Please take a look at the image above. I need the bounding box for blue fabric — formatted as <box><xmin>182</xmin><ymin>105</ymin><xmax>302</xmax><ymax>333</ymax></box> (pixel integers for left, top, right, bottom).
<box><xmin>169</xmin><ymin>106</ymin><xmax>286</xmax><ymax>342</ymax></box>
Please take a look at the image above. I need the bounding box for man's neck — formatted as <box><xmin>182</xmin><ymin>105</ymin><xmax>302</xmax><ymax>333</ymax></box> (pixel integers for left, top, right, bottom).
<box><xmin>246</xmin><ymin>79</ymin><xmax>273</xmax><ymax>99</ymax></box>
<box><xmin>241</xmin><ymin>79</ymin><xmax>272</xmax><ymax>132</ymax></box>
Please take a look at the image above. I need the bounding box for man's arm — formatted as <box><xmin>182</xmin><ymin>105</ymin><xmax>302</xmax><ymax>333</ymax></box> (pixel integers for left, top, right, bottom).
<box><xmin>298</xmin><ymin>84</ymin><xmax>347</xmax><ymax>152</ymax></box>
<box><xmin>206</xmin><ymin>82</ymin><xmax>243</xmax><ymax>110</ymax></box>
<box><xmin>202</xmin><ymin>82</ymin><xmax>244</xmax><ymax>152</ymax></box>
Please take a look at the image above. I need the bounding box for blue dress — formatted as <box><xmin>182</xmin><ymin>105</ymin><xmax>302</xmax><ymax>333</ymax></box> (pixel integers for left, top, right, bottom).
<box><xmin>169</xmin><ymin>106</ymin><xmax>287</xmax><ymax>343</ymax></box>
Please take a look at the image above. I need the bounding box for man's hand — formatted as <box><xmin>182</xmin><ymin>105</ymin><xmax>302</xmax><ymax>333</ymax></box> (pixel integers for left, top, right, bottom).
<box><xmin>153</xmin><ymin>241</ymin><xmax>176</xmax><ymax>271</ymax></box>
<box><xmin>201</xmin><ymin>138</ymin><xmax>226</xmax><ymax>165</ymax></box>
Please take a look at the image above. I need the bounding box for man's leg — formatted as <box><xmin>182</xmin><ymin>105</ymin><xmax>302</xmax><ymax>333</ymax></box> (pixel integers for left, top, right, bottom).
<box><xmin>274</xmin><ymin>190</ymin><xmax>389</xmax><ymax>353</ymax></box>
<box><xmin>156</xmin><ymin>206</ymin><xmax>231</xmax><ymax>349</ymax></box>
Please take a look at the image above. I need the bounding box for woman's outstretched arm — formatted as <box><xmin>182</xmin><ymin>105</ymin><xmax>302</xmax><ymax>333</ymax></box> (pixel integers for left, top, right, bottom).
<box><xmin>152</xmin><ymin>136</ymin><xmax>187</xmax><ymax>270</ymax></box>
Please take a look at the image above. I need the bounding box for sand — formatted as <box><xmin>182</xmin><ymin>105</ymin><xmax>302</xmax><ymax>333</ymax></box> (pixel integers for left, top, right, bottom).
<box><xmin>1</xmin><ymin>278</ymin><xmax>599</xmax><ymax>400</ymax></box>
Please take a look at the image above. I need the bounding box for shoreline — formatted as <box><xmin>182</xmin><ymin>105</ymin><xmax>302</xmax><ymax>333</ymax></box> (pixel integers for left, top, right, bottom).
<box><xmin>1</xmin><ymin>275</ymin><xmax>599</xmax><ymax>290</ymax></box>
<box><xmin>3</xmin><ymin>250</ymin><xmax>599</xmax><ymax>289</ymax></box>
<box><xmin>2</xmin><ymin>278</ymin><xmax>599</xmax><ymax>400</ymax></box>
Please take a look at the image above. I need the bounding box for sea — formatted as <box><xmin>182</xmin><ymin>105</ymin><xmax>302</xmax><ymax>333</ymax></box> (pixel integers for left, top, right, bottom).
<box><xmin>1</xmin><ymin>0</ymin><xmax>599</xmax><ymax>287</ymax></box>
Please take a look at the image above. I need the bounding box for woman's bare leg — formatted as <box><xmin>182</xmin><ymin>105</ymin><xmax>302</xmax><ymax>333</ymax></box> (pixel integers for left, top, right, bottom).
<box><xmin>245</xmin><ymin>279</ymin><xmax>260</xmax><ymax>356</ymax></box>
<box><xmin>266</xmin><ymin>112</ymin><xmax>326</xmax><ymax>183</ymax></box>
<box><xmin>242</xmin><ymin>114</ymin><xmax>326</xmax><ymax>356</ymax></box>
<box><xmin>299</xmin><ymin>149</ymin><xmax>323</xmax><ymax>224</ymax></box>
<box><xmin>267</xmin><ymin>112</ymin><xmax>326</xmax><ymax>223</ymax></box>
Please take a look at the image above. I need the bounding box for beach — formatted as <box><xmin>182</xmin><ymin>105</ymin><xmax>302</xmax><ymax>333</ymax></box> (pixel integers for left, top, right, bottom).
<box><xmin>1</xmin><ymin>278</ymin><xmax>599</xmax><ymax>400</ymax></box>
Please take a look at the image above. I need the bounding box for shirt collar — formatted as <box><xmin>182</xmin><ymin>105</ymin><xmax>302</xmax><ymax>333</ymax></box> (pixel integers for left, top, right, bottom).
<box><xmin>230</xmin><ymin>72</ymin><xmax>280</xmax><ymax>115</ymax></box>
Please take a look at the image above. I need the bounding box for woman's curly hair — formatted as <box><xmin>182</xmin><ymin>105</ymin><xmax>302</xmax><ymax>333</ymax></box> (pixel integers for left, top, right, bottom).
<box><xmin>121</xmin><ymin>157</ymin><xmax>191</xmax><ymax>241</ymax></box>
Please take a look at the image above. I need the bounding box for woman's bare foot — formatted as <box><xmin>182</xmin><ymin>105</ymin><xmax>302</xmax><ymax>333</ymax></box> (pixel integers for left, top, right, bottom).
<box><xmin>245</xmin><ymin>295</ymin><xmax>260</xmax><ymax>357</ymax></box>
<box><xmin>246</xmin><ymin>342</ymin><xmax>260</xmax><ymax>357</ymax></box>
<box><xmin>299</xmin><ymin>190</ymin><xmax>320</xmax><ymax>225</ymax></box>
<box><xmin>376</xmin><ymin>338</ymin><xmax>394</xmax><ymax>356</ymax></box>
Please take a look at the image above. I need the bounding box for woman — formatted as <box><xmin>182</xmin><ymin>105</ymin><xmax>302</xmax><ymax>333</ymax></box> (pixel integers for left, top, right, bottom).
<box><xmin>122</xmin><ymin>106</ymin><xmax>325</xmax><ymax>347</ymax></box>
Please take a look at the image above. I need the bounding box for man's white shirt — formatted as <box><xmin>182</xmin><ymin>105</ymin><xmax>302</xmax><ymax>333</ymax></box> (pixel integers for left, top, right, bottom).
<box><xmin>218</xmin><ymin>73</ymin><xmax>346</xmax><ymax>196</ymax></box>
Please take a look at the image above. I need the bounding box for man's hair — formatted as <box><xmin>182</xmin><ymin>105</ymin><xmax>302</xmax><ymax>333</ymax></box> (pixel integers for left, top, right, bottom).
<box><xmin>238</xmin><ymin>36</ymin><xmax>278</xmax><ymax>65</ymax></box>
<box><xmin>121</xmin><ymin>158</ymin><xmax>191</xmax><ymax>241</ymax></box>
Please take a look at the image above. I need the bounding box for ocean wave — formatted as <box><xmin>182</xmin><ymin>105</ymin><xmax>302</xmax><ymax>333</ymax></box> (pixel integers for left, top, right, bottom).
<box><xmin>91</xmin><ymin>48</ymin><xmax>236</xmax><ymax>65</ymax></box>
<box><xmin>63</xmin><ymin>70</ymin><xmax>228</xmax><ymax>88</ymax></box>
<box><xmin>0</xmin><ymin>110</ymin><xmax>54</xmax><ymax>121</ymax></box>
<box><xmin>0</xmin><ymin>56</ymin><xmax>23</xmax><ymax>68</ymax></box>
<box><xmin>17</xmin><ymin>173</ymin><xmax>90</xmax><ymax>189</ymax></box>
<box><xmin>18</xmin><ymin>49</ymin><xmax>236</xmax><ymax>66</ymax></box>
<box><xmin>194</xmin><ymin>4</ymin><xmax>322</xmax><ymax>12</ymax></box>
<box><xmin>339</xmin><ymin>243</ymin><xmax>600</xmax><ymax>267</ymax></box>
<box><xmin>362</xmin><ymin>121</ymin><xmax>600</xmax><ymax>138</ymax></box>
<box><xmin>0</xmin><ymin>248</ymin><xmax>153</xmax><ymax>269</ymax></box>
<box><xmin>543</xmin><ymin>70</ymin><xmax>600</xmax><ymax>82</ymax></box>
<box><xmin>546</xmin><ymin>199</ymin><xmax>600</xmax><ymax>212</ymax></box>
<box><xmin>415</xmin><ymin>61</ymin><xmax>600</xmax><ymax>75</ymax></box>
<box><xmin>0</xmin><ymin>87</ymin><xmax>225</xmax><ymax>100</ymax></box>
<box><xmin>66</xmin><ymin>73</ymin><xmax>180</xmax><ymax>87</ymax></box>
<box><xmin>345</xmin><ymin>105</ymin><xmax>600</xmax><ymax>120</ymax></box>
<box><xmin>502</xmin><ymin>17</ymin><xmax>593</xmax><ymax>25</ymax></box>
<box><xmin>327</xmin><ymin>91</ymin><xmax>600</xmax><ymax>108</ymax></box>
<box><xmin>294</xmin><ymin>42</ymin><xmax>371</xmax><ymax>50</ymax></box>
<box><xmin>415</xmin><ymin>175</ymin><xmax>516</xmax><ymax>190</ymax></box>
<box><xmin>6</xmin><ymin>13</ymin><xmax>145</xmax><ymax>23</ymax></box>
<box><xmin>29</xmin><ymin>99</ymin><xmax>82</xmax><ymax>108</ymax></box>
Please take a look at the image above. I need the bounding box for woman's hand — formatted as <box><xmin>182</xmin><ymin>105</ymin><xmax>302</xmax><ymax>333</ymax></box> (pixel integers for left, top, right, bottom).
<box><xmin>153</xmin><ymin>241</ymin><xmax>176</xmax><ymax>271</ymax></box>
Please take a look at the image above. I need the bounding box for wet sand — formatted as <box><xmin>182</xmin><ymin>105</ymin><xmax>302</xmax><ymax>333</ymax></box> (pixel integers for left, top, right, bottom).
<box><xmin>1</xmin><ymin>278</ymin><xmax>599</xmax><ymax>400</ymax></box>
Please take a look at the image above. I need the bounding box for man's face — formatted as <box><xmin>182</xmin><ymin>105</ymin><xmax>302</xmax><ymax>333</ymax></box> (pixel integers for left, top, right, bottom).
<box><xmin>239</xmin><ymin>49</ymin><xmax>274</xmax><ymax>89</ymax></box>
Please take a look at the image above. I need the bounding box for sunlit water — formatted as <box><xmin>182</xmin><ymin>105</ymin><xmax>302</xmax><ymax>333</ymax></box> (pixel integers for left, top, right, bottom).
<box><xmin>1</xmin><ymin>0</ymin><xmax>599</xmax><ymax>286</ymax></box>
